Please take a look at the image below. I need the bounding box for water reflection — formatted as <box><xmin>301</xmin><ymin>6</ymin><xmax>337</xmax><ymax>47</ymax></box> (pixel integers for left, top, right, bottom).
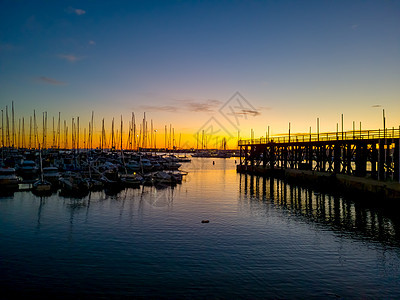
<box><xmin>56</xmin><ymin>186</ymin><xmax>176</xmax><ymax>218</ymax></box>
<box><xmin>239</xmin><ymin>173</ymin><xmax>400</xmax><ymax>247</ymax></box>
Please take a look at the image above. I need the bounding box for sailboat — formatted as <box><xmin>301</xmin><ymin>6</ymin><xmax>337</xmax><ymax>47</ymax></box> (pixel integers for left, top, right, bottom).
<box><xmin>32</xmin><ymin>145</ymin><xmax>52</xmax><ymax>195</ymax></box>
<box><xmin>119</xmin><ymin>117</ymin><xmax>142</xmax><ymax>188</ymax></box>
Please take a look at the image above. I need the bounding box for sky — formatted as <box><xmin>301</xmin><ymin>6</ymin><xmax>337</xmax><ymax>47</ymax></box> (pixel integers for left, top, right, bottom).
<box><xmin>1</xmin><ymin>0</ymin><xmax>399</xmax><ymax>149</ymax></box>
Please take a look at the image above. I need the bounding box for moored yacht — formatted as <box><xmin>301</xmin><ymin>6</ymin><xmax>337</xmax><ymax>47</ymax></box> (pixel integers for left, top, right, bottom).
<box><xmin>32</xmin><ymin>179</ymin><xmax>52</xmax><ymax>195</ymax></box>
<box><xmin>17</xmin><ymin>160</ymin><xmax>38</xmax><ymax>178</ymax></box>
<box><xmin>42</xmin><ymin>167</ymin><xmax>61</xmax><ymax>186</ymax></box>
<box><xmin>139</xmin><ymin>157</ymin><xmax>153</xmax><ymax>172</ymax></box>
<box><xmin>125</xmin><ymin>159</ymin><xmax>140</xmax><ymax>172</ymax></box>
<box><xmin>162</xmin><ymin>159</ymin><xmax>181</xmax><ymax>170</ymax></box>
<box><xmin>0</xmin><ymin>167</ymin><xmax>19</xmax><ymax>191</ymax></box>
<box><xmin>59</xmin><ymin>172</ymin><xmax>89</xmax><ymax>196</ymax></box>
<box><xmin>120</xmin><ymin>172</ymin><xmax>142</xmax><ymax>188</ymax></box>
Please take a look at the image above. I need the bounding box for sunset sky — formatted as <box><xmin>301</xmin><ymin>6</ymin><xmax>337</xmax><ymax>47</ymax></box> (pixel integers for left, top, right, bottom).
<box><xmin>1</xmin><ymin>0</ymin><xmax>399</xmax><ymax>149</ymax></box>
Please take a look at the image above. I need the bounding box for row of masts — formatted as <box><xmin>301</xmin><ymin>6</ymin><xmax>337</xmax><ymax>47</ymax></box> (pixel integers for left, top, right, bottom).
<box><xmin>195</xmin><ymin>130</ymin><xmax>228</xmax><ymax>150</ymax></box>
<box><xmin>1</xmin><ymin>102</ymin><xmax>184</xmax><ymax>151</ymax></box>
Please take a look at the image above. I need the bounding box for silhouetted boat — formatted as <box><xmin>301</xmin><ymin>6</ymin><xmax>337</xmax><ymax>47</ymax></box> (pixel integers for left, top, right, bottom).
<box><xmin>120</xmin><ymin>173</ymin><xmax>142</xmax><ymax>188</ymax></box>
<box><xmin>85</xmin><ymin>178</ymin><xmax>103</xmax><ymax>191</ymax></box>
<box><xmin>59</xmin><ymin>172</ymin><xmax>89</xmax><ymax>195</ymax></box>
<box><xmin>0</xmin><ymin>167</ymin><xmax>19</xmax><ymax>191</ymax></box>
<box><xmin>16</xmin><ymin>160</ymin><xmax>38</xmax><ymax>178</ymax></box>
<box><xmin>125</xmin><ymin>160</ymin><xmax>140</xmax><ymax>172</ymax></box>
<box><xmin>101</xmin><ymin>169</ymin><xmax>123</xmax><ymax>191</ymax></box>
<box><xmin>32</xmin><ymin>179</ymin><xmax>52</xmax><ymax>195</ymax></box>
<box><xmin>42</xmin><ymin>167</ymin><xmax>61</xmax><ymax>186</ymax></box>
<box><xmin>153</xmin><ymin>171</ymin><xmax>175</xmax><ymax>184</ymax></box>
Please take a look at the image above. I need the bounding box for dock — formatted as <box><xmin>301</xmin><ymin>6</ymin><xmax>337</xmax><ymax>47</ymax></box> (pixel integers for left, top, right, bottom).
<box><xmin>237</xmin><ymin>128</ymin><xmax>400</xmax><ymax>200</ymax></box>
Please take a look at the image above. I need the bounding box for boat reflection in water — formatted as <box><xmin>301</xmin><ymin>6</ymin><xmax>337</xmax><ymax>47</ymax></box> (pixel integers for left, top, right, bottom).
<box><xmin>239</xmin><ymin>173</ymin><xmax>400</xmax><ymax>247</ymax></box>
<box><xmin>0</xmin><ymin>167</ymin><xmax>19</xmax><ymax>196</ymax></box>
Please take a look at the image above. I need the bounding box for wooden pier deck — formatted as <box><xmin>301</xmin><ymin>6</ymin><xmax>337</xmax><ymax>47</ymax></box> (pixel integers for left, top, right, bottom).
<box><xmin>237</xmin><ymin>128</ymin><xmax>400</xmax><ymax>199</ymax></box>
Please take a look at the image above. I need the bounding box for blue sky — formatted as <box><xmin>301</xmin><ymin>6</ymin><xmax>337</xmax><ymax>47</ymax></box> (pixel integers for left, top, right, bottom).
<box><xmin>1</xmin><ymin>0</ymin><xmax>399</xmax><ymax>146</ymax></box>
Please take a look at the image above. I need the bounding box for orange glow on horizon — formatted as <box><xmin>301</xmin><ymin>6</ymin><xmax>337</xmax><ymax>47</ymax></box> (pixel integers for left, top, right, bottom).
<box><xmin>1</xmin><ymin>103</ymin><xmax>399</xmax><ymax>150</ymax></box>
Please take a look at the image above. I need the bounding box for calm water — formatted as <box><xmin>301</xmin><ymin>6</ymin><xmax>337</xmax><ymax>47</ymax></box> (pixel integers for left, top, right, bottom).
<box><xmin>1</xmin><ymin>157</ymin><xmax>400</xmax><ymax>299</ymax></box>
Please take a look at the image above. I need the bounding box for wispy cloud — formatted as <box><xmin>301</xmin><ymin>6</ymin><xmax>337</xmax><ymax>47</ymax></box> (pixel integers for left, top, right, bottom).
<box><xmin>372</xmin><ymin>104</ymin><xmax>382</xmax><ymax>108</ymax></box>
<box><xmin>89</xmin><ymin>40</ymin><xmax>96</xmax><ymax>45</ymax></box>
<box><xmin>140</xmin><ymin>99</ymin><xmax>223</xmax><ymax>113</ymax></box>
<box><xmin>140</xmin><ymin>105</ymin><xmax>178</xmax><ymax>112</ymax></box>
<box><xmin>37</xmin><ymin>76</ymin><xmax>67</xmax><ymax>85</ymax></box>
<box><xmin>66</xmin><ymin>7</ymin><xmax>86</xmax><ymax>15</ymax></box>
<box><xmin>179</xmin><ymin>99</ymin><xmax>222</xmax><ymax>112</ymax></box>
<box><xmin>58</xmin><ymin>54</ymin><xmax>83</xmax><ymax>62</ymax></box>
<box><xmin>226</xmin><ymin>109</ymin><xmax>261</xmax><ymax>117</ymax></box>
<box><xmin>238</xmin><ymin>109</ymin><xmax>261</xmax><ymax>116</ymax></box>
<box><xmin>352</xmin><ymin>24</ymin><xmax>359</xmax><ymax>30</ymax></box>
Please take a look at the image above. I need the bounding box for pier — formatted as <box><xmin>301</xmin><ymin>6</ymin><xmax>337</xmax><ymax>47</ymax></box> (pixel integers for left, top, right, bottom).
<box><xmin>237</xmin><ymin>128</ymin><xmax>400</xmax><ymax>200</ymax></box>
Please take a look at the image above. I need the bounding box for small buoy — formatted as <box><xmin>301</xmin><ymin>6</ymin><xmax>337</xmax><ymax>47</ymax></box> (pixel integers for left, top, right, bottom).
<box><xmin>201</xmin><ymin>220</ymin><xmax>209</xmax><ymax>223</ymax></box>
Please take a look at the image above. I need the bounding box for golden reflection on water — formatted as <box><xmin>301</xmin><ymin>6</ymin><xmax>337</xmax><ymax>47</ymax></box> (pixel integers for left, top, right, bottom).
<box><xmin>239</xmin><ymin>173</ymin><xmax>400</xmax><ymax>247</ymax></box>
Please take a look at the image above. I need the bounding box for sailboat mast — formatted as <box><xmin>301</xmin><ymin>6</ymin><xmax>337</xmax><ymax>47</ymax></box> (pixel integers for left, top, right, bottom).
<box><xmin>12</xmin><ymin>101</ymin><xmax>15</xmax><ymax>148</ymax></box>
<box><xmin>77</xmin><ymin>116</ymin><xmax>80</xmax><ymax>153</ymax></box>
<box><xmin>91</xmin><ymin>111</ymin><xmax>94</xmax><ymax>150</ymax></box>
<box><xmin>52</xmin><ymin>116</ymin><xmax>55</xmax><ymax>148</ymax></box>
<box><xmin>101</xmin><ymin>118</ymin><xmax>105</xmax><ymax>151</ymax></box>
<box><xmin>5</xmin><ymin>106</ymin><xmax>10</xmax><ymax>147</ymax></box>
<box><xmin>1</xmin><ymin>110</ymin><xmax>3</xmax><ymax>161</ymax></box>
<box><xmin>18</xmin><ymin>118</ymin><xmax>20</xmax><ymax>149</ymax></box>
<box><xmin>120</xmin><ymin>115</ymin><xmax>123</xmax><ymax>151</ymax></box>
<box><xmin>33</xmin><ymin>110</ymin><xmax>37</xmax><ymax>149</ymax></box>
<box><xmin>133</xmin><ymin>112</ymin><xmax>136</xmax><ymax>150</ymax></box>
<box><xmin>29</xmin><ymin>116</ymin><xmax>32</xmax><ymax>149</ymax></box>
<box><xmin>142</xmin><ymin>112</ymin><xmax>146</xmax><ymax>149</ymax></box>
<box><xmin>130</xmin><ymin>112</ymin><xmax>134</xmax><ymax>150</ymax></box>
<box><xmin>1</xmin><ymin>109</ymin><xmax>3</xmax><ymax>148</ymax></box>
<box><xmin>57</xmin><ymin>112</ymin><xmax>61</xmax><ymax>149</ymax></box>
<box><xmin>111</xmin><ymin>117</ymin><xmax>114</xmax><ymax>151</ymax></box>
<box><xmin>64</xmin><ymin>120</ymin><xmax>67</xmax><ymax>149</ymax></box>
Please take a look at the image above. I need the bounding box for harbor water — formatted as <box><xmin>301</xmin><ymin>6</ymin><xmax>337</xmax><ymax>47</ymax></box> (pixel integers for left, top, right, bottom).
<box><xmin>1</xmin><ymin>157</ymin><xmax>400</xmax><ymax>299</ymax></box>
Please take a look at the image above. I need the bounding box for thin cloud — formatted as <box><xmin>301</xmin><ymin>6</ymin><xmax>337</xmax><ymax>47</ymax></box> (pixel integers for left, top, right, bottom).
<box><xmin>140</xmin><ymin>105</ymin><xmax>178</xmax><ymax>112</ymax></box>
<box><xmin>89</xmin><ymin>40</ymin><xmax>96</xmax><ymax>45</ymax></box>
<box><xmin>372</xmin><ymin>104</ymin><xmax>382</xmax><ymax>108</ymax></box>
<box><xmin>178</xmin><ymin>99</ymin><xmax>223</xmax><ymax>112</ymax></box>
<box><xmin>140</xmin><ymin>99</ymin><xmax>223</xmax><ymax>113</ymax></box>
<box><xmin>38</xmin><ymin>76</ymin><xmax>67</xmax><ymax>85</ymax></box>
<box><xmin>352</xmin><ymin>24</ymin><xmax>359</xmax><ymax>30</ymax></box>
<box><xmin>229</xmin><ymin>109</ymin><xmax>261</xmax><ymax>117</ymax></box>
<box><xmin>66</xmin><ymin>7</ymin><xmax>86</xmax><ymax>15</ymax></box>
<box><xmin>58</xmin><ymin>54</ymin><xmax>83</xmax><ymax>62</ymax></box>
<box><xmin>242</xmin><ymin>109</ymin><xmax>261</xmax><ymax>116</ymax></box>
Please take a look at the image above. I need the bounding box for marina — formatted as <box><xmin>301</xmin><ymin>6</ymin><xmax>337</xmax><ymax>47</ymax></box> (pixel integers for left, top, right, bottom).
<box><xmin>1</xmin><ymin>148</ymin><xmax>190</xmax><ymax>197</ymax></box>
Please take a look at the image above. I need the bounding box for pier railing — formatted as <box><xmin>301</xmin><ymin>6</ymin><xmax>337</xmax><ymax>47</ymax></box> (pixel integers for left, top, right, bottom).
<box><xmin>238</xmin><ymin>128</ymin><xmax>400</xmax><ymax>146</ymax></box>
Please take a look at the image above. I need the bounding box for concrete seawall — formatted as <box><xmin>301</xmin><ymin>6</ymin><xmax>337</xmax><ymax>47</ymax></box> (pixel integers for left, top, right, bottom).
<box><xmin>236</xmin><ymin>165</ymin><xmax>400</xmax><ymax>201</ymax></box>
